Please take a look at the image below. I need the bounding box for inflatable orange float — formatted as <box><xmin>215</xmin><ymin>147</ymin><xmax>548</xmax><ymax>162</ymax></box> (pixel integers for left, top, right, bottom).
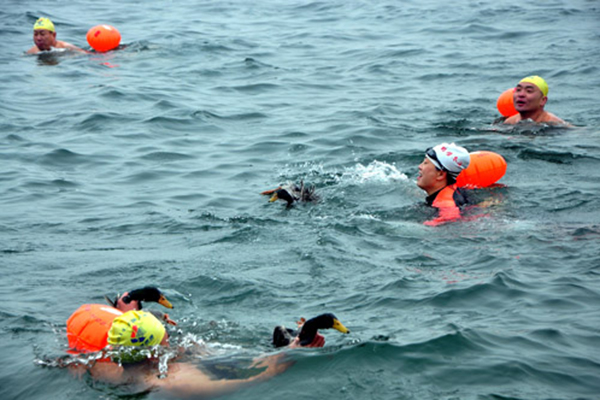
<box><xmin>86</xmin><ymin>25</ymin><xmax>121</xmax><ymax>52</ymax></box>
<box><xmin>496</xmin><ymin>88</ymin><xmax>518</xmax><ymax>117</ymax></box>
<box><xmin>66</xmin><ymin>304</ymin><xmax>123</xmax><ymax>352</ymax></box>
<box><xmin>456</xmin><ymin>151</ymin><xmax>507</xmax><ymax>188</ymax></box>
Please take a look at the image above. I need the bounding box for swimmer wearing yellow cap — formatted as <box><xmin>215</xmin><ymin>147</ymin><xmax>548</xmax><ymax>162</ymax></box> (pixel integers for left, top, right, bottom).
<box><xmin>26</xmin><ymin>17</ymin><xmax>86</xmax><ymax>54</ymax></box>
<box><xmin>106</xmin><ymin>310</ymin><xmax>168</xmax><ymax>363</ymax></box>
<box><xmin>78</xmin><ymin>308</ymin><xmax>291</xmax><ymax>397</ymax></box>
<box><xmin>504</xmin><ymin>75</ymin><xmax>569</xmax><ymax>126</ymax></box>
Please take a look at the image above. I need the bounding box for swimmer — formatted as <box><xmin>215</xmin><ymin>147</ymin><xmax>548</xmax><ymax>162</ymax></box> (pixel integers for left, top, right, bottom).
<box><xmin>67</xmin><ymin>286</ymin><xmax>176</xmax><ymax>354</ymax></box>
<box><xmin>26</xmin><ymin>17</ymin><xmax>86</xmax><ymax>54</ymax></box>
<box><xmin>416</xmin><ymin>143</ymin><xmax>470</xmax><ymax>226</ymax></box>
<box><xmin>76</xmin><ymin>310</ymin><xmax>291</xmax><ymax>398</ymax></box>
<box><xmin>503</xmin><ymin>76</ymin><xmax>570</xmax><ymax>125</ymax></box>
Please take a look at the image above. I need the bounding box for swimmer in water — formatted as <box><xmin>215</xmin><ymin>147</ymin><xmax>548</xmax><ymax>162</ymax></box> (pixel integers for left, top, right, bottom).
<box><xmin>503</xmin><ymin>76</ymin><xmax>570</xmax><ymax>126</ymax></box>
<box><xmin>416</xmin><ymin>143</ymin><xmax>470</xmax><ymax>226</ymax></box>
<box><xmin>26</xmin><ymin>17</ymin><xmax>86</xmax><ymax>54</ymax></box>
<box><xmin>74</xmin><ymin>310</ymin><xmax>291</xmax><ymax>398</ymax></box>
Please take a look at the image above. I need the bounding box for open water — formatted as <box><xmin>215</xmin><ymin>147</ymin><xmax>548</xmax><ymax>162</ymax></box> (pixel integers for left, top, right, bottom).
<box><xmin>1</xmin><ymin>1</ymin><xmax>600</xmax><ymax>399</ymax></box>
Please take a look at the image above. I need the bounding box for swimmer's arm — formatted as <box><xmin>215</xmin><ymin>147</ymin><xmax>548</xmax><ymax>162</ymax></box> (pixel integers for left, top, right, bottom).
<box><xmin>56</xmin><ymin>40</ymin><xmax>88</xmax><ymax>54</ymax></box>
<box><xmin>152</xmin><ymin>353</ymin><xmax>291</xmax><ymax>398</ymax></box>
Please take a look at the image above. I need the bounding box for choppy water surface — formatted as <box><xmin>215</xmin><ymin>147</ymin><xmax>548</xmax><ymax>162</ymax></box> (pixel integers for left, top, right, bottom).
<box><xmin>1</xmin><ymin>1</ymin><xmax>600</xmax><ymax>399</ymax></box>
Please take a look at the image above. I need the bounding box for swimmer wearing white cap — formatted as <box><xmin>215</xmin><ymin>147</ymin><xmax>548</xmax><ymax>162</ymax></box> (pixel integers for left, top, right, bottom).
<box><xmin>416</xmin><ymin>143</ymin><xmax>470</xmax><ymax>225</ymax></box>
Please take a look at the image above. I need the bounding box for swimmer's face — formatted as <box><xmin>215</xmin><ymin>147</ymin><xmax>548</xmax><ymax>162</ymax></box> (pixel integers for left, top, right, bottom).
<box><xmin>513</xmin><ymin>82</ymin><xmax>547</xmax><ymax>113</ymax></box>
<box><xmin>417</xmin><ymin>157</ymin><xmax>445</xmax><ymax>194</ymax></box>
<box><xmin>33</xmin><ymin>29</ymin><xmax>56</xmax><ymax>51</ymax></box>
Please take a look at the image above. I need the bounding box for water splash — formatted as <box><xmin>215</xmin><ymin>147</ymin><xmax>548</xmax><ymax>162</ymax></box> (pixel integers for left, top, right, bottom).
<box><xmin>341</xmin><ymin>160</ymin><xmax>408</xmax><ymax>184</ymax></box>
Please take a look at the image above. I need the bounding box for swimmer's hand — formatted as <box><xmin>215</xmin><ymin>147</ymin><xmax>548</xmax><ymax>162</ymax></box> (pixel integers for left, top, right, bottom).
<box><xmin>163</xmin><ymin>313</ymin><xmax>177</xmax><ymax>326</ymax></box>
<box><xmin>251</xmin><ymin>353</ymin><xmax>294</xmax><ymax>380</ymax></box>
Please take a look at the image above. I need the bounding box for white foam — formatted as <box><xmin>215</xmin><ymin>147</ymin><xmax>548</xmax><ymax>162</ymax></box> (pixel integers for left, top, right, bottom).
<box><xmin>341</xmin><ymin>160</ymin><xmax>408</xmax><ymax>184</ymax></box>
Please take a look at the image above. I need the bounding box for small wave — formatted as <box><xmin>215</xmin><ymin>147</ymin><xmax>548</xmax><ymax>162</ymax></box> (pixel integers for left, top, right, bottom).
<box><xmin>192</xmin><ymin>109</ymin><xmax>268</xmax><ymax>121</ymax></box>
<box><xmin>38</xmin><ymin>148</ymin><xmax>90</xmax><ymax>167</ymax></box>
<box><xmin>139</xmin><ymin>151</ymin><xmax>194</xmax><ymax>162</ymax></box>
<box><xmin>231</xmin><ymin>83</ymin><xmax>280</xmax><ymax>94</ymax></box>
<box><xmin>518</xmin><ymin>148</ymin><xmax>593</xmax><ymax>164</ymax></box>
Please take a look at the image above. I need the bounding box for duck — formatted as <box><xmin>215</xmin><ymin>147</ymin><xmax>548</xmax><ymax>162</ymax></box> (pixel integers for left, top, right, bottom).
<box><xmin>261</xmin><ymin>180</ymin><xmax>320</xmax><ymax>207</ymax></box>
<box><xmin>272</xmin><ymin>313</ymin><xmax>349</xmax><ymax>348</ymax></box>
<box><xmin>105</xmin><ymin>286</ymin><xmax>177</xmax><ymax>325</ymax></box>
<box><xmin>105</xmin><ymin>286</ymin><xmax>173</xmax><ymax>310</ymax></box>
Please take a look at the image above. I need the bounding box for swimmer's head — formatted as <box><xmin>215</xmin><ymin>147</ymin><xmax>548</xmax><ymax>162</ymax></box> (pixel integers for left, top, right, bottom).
<box><xmin>108</xmin><ymin>310</ymin><xmax>166</xmax><ymax>347</ymax></box>
<box><xmin>519</xmin><ymin>75</ymin><xmax>548</xmax><ymax>97</ymax></box>
<box><xmin>107</xmin><ymin>310</ymin><xmax>166</xmax><ymax>363</ymax></box>
<box><xmin>33</xmin><ymin>17</ymin><xmax>55</xmax><ymax>32</ymax></box>
<box><xmin>425</xmin><ymin>143</ymin><xmax>470</xmax><ymax>182</ymax></box>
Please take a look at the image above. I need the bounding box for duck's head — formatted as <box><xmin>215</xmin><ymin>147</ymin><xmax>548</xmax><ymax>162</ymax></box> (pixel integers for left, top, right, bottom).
<box><xmin>273</xmin><ymin>313</ymin><xmax>349</xmax><ymax>348</ymax></box>
<box><xmin>268</xmin><ymin>188</ymin><xmax>296</xmax><ymax>206</ymax></box>
<box><xmin>298</xmin><ymin>313</ymin><xmax>349</xmax><ymax>345</ymax></box>
<box><xmin>106</xmin><ymin>286</ymin><xmax>173</xmax><ymax>312</ymax></box>
<box><xmin>261</xmin><ymin>181</ymin><xmax>318</xmax><ymax>207</ymax></box>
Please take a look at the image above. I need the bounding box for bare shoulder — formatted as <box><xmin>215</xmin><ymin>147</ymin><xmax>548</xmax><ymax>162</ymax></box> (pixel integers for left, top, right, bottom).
<box><xmin>26</xmin><ymin>46</ymin><xmax>40</xmax><ymax>54</ymax></box>
<box><xmin>547</xmin><ymin>112</ymin><xmax>570</xmax><ymax>125</ymax></box>
<box><xmin>541</xmin><ymin>112</ymin><xmax>573</xmax><ymax>127</ymax></box>
<box><xmin>503</xmin><ymin>114</ymin><xmax>520</xmax><ymax>125</ymax></box>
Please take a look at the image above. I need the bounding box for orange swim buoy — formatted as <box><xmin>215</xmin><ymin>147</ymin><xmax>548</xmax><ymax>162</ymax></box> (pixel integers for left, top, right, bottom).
<box><xmin>456</xmin><ymin>151</ymin><xmax>507</xmax><ymax>188</ymax></box>
<box><xmin>66</xmin><ymin>304</ymin><xmax>123</xmax><ymax>352</ymax></box>
<box><xmin>496</xmin><ymin>88</ymin><xmax>518</xmax><ymax>117</ymax></box>
<box><xmin>86</xmin><ymin>25</ymin><xmax>121</xmax><ymax>52</ymax></box>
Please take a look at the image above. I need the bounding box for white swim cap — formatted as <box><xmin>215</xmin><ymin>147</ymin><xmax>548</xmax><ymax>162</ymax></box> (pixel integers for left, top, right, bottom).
<box><xmin>425</xmin><ymin>143</ymin><xmax>470</xmax><ymax>179</ymax></box>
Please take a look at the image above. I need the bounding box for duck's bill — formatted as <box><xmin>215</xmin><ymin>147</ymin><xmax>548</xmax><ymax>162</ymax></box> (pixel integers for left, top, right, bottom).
<box><xmin>332</xmin><ymin>319</ymin><xmax>350</xmax><ymax>334</ymax></box>
<box><xmin>158</xmin><ymin>294</ymin><xmax>174</xmax><ymax>309</ymax></box>
<box><xmin>261</xmin><ymin>187</ymin><xmax>281</xmax><ymax>195</ymax></box>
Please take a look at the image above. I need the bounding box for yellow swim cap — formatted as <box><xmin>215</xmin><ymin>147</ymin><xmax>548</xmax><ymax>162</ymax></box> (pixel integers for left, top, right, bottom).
<box><xmin>33</xmin><ymin>17</ymin><xmax>55</xmax><ymax>32</ymax></box>
<box><xmin>108</xmin><ymin>310</ymin><xmax>166</xmax><ymax>347</ymax></box>
<box><xmin>519</xmin><ymin>75</ymin><xmax>549</xmax><ymax>97</ymax></box>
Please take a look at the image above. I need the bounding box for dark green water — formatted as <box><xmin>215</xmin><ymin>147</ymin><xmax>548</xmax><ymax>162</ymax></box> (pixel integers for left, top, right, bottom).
<box><xmin>1</xmin><ymin>1</ymin><xmax>599</xmax><ymax>399</ymax></box>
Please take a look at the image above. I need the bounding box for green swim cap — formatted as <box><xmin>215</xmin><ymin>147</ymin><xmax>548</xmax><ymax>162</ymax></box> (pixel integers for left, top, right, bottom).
<box><xmin>34</xmin><ymin>17</ymin><xmax>55</xmax><ymax>32</ymax></box>
<box><xmin>519</xmin><ymin>75</ymin><xmax>549</xmax><ymax>97</ymax></box>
